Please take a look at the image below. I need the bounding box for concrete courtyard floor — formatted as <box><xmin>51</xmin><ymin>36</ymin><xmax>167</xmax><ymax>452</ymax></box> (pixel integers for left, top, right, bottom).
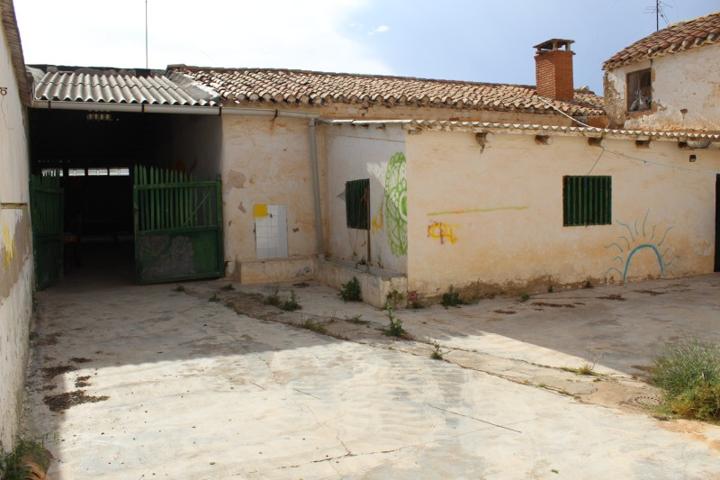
<box><xmin>22</xmin><ymin>274</ymin><xmax>720</xmax><ymax>479</ymax></box>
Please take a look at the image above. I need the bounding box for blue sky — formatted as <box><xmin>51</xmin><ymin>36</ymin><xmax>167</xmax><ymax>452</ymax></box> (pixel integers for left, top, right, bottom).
<box><xmin>15</xmin><ymin>0</ymin><xmax>719</xmax><ymax>93</ymax></box>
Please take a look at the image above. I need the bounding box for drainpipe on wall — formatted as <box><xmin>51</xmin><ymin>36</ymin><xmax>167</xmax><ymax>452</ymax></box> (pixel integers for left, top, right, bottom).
<box><xmin>308</xmin><ymin>118</ymin><xmax>325</xmax><ymax>256</ymax></box>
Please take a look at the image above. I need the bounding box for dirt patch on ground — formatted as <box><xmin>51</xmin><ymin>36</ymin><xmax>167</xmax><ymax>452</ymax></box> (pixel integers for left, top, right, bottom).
<box><xmin>659</xmin><ymin>420</ymin><xmax>720</xmax><ymax>453</ymax></box>
<box><xmin>70</xmin><ymin>357</ymin><xmax>92</xmax><ymax>363</ymax></box>
<box><xmin>43</xmin><ymin>390</ymin><xmax>109</xmax><ymax>413</ymax></box>
<box><xmin>75</xmin><ymin>375</ymin><xmax>92</xmax><ymax>388</ymax></box>
<box><xmin>635</xmin><ymin>289</ymin><xmax>666</xmax><ymax>296</ymax></box>
<box><xmin>532</xmin><ymin>302</ymin><xmax>575</xmax><ymax>308</ymax></box>
<box><xmin>42</xmin><ymin>365</ymin><xmax>75</xmax><ymax>380</ymax></box>
<box><xmin>597</xmin><ymin>294</ymin><xmax>626</xmax><ymax>301</ymax></box>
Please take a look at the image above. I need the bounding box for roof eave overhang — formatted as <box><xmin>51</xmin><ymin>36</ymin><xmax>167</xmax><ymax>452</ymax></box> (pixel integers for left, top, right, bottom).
<box><xmin>30</xmin><ymin>99</ymin><xmax>221</xmax><ymax>115</ymax></box>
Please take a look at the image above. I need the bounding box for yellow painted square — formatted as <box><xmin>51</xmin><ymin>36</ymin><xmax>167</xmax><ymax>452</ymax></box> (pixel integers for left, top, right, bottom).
<box><xmin>253</xmin><ymin>204</ymin><xmax>268</xmax><ymax>218</ymax></box>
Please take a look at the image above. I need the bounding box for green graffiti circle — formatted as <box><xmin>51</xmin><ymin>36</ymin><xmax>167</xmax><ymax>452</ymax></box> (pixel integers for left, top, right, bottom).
<box><xmin>384</xmin><ymin>152</ymin><xmax>407</xmax><ymax>256</ymax></box>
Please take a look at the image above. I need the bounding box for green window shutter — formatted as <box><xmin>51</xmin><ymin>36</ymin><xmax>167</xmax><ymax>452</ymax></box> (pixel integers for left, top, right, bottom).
<box><xmin>346</xmin><ymin>179</ymin><xmax>370</xmax><ymax>230</ymax></box>
<box><xmin>563</xmin><ymin>175</ymin><xmax>611</xmax><ymax>226</ymax></box>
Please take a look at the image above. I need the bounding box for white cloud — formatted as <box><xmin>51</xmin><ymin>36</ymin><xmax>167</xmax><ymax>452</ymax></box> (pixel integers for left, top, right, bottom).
<box><xmin>14</xmin><ymin>0</ymin><xmax>391</xmax><ymax>74</ymax></box>
<box><xmin>368</xmin><ymin>24</ymin><xmax>390</xmax><ymax>35</ymax></box>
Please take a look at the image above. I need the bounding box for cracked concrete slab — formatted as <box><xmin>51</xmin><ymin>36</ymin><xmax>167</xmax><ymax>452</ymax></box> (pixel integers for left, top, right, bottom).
<box><xmin>21</xmin><ymin>275</ymin><xmax>720</xmax><ymax>479</ymax></box>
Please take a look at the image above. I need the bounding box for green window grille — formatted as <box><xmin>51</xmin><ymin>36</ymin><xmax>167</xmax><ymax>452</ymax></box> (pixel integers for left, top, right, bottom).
<box><xmin>563</xmin><ymin>176</ymin><xmax>612</xmax><ymax>226</ymax></box>
<box><xmin>346</xmin><ymin>179</ymin><xmax>370</xmax><ymax>230</ymax></box>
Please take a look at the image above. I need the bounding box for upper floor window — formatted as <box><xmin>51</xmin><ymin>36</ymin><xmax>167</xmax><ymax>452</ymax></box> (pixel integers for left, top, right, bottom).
<box><xmin>627</xmin><ymin>69</ymin><xmax>652</xmax><ymax>112</ymax></box>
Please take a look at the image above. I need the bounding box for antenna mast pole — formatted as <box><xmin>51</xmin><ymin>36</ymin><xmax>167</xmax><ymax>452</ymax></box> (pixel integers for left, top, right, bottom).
<box><xmin>656</xmin><ymin>0</ymin><xmax>660</xmax><ymax>31</ymax></box>
<box><xmin>145</xmin><ymin>0</ymin><xmax>149</xmax><ymax>68</ymax></box>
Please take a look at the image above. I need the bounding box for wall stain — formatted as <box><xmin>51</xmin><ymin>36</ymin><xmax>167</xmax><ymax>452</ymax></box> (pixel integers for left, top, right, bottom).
<box><xmin>0</xmin><ymin>210</ymin><xmax>32</xmax><ymax>299</ymax></box>
<box><xmin>427</xmin><ymin>221</ymin><xmax>458</xmax><ymax>245</ymax></box>
<box><xmin>427</xmin><ymin>205</ymin><xmax>528</xmax><ymax>217</ymax></box>
<box><xmin>371</xmin><ymin>198</ymin><xmax>384</xmax><ymax>233</ymax></box>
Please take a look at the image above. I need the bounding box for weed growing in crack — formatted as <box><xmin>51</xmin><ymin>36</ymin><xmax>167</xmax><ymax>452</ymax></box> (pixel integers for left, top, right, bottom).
<box><xmin>577</xmin><ymin>363</ymin><xmax>596</xmax><ymax>375</ymax></box>
<box><xmin>431</xmin><ymin>342</ymin><xmax>444</xmax><ymax>360</ymax></box>
<box><xmin>346</xmin><ymin>315</ymin><xmax>368</xmax><ymax>325</ymax></box>
<box><xmin>384</xmin><ymin>307</ymin><xmax>405</xmax><ymax>337</ymax></box>
<box><xmin>300</xmin><ymin>319</ymin><xmax>327</xmax><ymax>334</ymax></box>
<box><xmin>264</xmin><ymin>288</ymin><xmax>281</xmax><ymax>307</ymax></box>
<box><xmin>441</xmin><ymin>286</ymin><xmax>463</xmax><ymax>308</ymax></box>
<box><xmin>339</xmin><ymin>277</ymin><xmax>362</xmax><ymax>302</ymax></box>
<box><xmin>0</xmin><ymin>439</ymin><xmax>51</xmax><ymax>480</ymax></box>
<box><xmin>519</xmin><ymin>293</ymin><xmax>530</xmax><ymax>302</ymax></box>
<box><xmin>280</xmin><ymin>290</ymin><xmax>301</xmax><ymax>312</ymax></box>
<box><xmin>385</xmin><ymin>289</ymin><xmax>404</xmax><ymax>309</ymax></box>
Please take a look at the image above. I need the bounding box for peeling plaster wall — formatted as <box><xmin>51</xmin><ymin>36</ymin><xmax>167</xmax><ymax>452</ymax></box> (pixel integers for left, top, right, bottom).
<box><xmin>220</xmin><ymin>115</ymin><xmax>326</xmax><ymax>281</ymax></box>
<box><xmin>605</xmin><ymin>43</ymin><xmax>720</xmax><ymax>130</ymax></box>
<box><xmin>405</xmin><ymin>129</ymin><xmax>720</xmax><ymax>297</ymax></box>
<box><xmin>0</xmin><ymin>15</ymin><xmax>32</xmax><ymax>452</ymax></box>
<box><xmin>325</xmin><ymin>124</ymin><xmax>407</xmax><ymax>274</ymax></box>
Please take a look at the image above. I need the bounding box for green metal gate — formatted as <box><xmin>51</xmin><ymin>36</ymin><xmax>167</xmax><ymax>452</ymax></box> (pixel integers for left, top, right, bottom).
<box><xmin>133</xmin><ymin>166</ymin><xmax>224</xmax><ymax>283</ymax></box>
<box><xmin>30</xmin><ymin>174</ymin><xmax>64</xmax><ymax>290</ymax></box>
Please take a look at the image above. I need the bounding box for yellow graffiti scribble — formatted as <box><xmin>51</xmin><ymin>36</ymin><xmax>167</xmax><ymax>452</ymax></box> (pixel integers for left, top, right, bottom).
<box><xmin>427</xmin><ymin>206</ymin><xmax>528</xmax><ymax>217</ymax></box>
<box><xmin>371</xmin><ymin>201</ymin><xmax>384</xmax><ymax>232</ymax></box>
<box><xmin>427</xmin><ymin>221</ymin><xmax>458</xmax><ymax>245</ymax></box>
<box><xmin>2</xmin><ymin>225</ymin><xmax>14</xmax><ymax>266</ymax></box>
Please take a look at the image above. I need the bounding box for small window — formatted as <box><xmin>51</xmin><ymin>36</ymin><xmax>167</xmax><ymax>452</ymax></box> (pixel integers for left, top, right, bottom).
<box><xmin>41</xmin><ymin>168</ymin><xmax>63</xmax><ymax>177</ymax></box>
<box><xmin>345</xmin><ymin>179</ymin><xmax>370</xmax><ymax>230</ymax></box>
<box><xmin>563</xmin><ymin>176</ymin><xmax>612</xmax><ymax>226</ymax></box>
<box><xmin>88</xmin><ymin>168</ymin><xmax>108</xmax><ymax>176</ymax></box>
<box><xmin>109</xmin><ymin>167</ymin><xmax>130</xmax><ymax>176</ymax></box>
<box><xmin>627</xmin><ymin>69</ymin><xmax>652</xmax><ymax>112</ymax></box>
<box><xmin>68</xmin><ymin>168</ymin><xmax>86</xmax><ymax>177</ymax></box>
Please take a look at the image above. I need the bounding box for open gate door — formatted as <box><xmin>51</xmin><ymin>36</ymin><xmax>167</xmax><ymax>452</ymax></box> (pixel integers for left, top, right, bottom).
<box><xmin>30</xmin><ymin>175</ymin><xmax>64</xmax><ymax>289</ymax></box>
<box><xmin>133</xmin><ymin>166</ymin><xmax>224</xmax><ymax>283</ymax></box>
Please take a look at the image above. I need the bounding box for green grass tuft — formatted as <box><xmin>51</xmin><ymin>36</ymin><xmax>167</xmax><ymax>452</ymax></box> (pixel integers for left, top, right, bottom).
<box><xmin>339</xmin><ymin>277</ymin><xmax>362</xmax><ymax>302</ymax></box>
<box><xmin>652</xmin><ymin>339</ymin><xmax>720</xmax><ymax>421</ymax></box>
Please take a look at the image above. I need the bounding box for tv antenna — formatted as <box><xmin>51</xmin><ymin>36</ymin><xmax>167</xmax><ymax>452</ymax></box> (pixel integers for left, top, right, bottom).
<box><xmin>145</xmin><ymin>0</ymin><xmax>149</xmax><ymax>68</ymax></box>
<box><xmin>645</xmin><ymin>1</ymin><xmax>672</xmax><ymax>31</ymax></box>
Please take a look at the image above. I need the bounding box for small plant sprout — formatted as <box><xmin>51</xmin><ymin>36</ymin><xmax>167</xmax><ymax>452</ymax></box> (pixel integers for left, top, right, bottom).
<box><xmin>441</xmin><ymin>286</ymin><xmax>463</xmax><ymax>308</ymax></box>
<box><xmin>280</xmin><ymin>290</ymin><xmax>301</xmax><ymax>312</ymax></box>
<box><xmin>431</xmin><ymin>342</ymin><xmax>444</xmax><ymax>360</ymax></box>
<box><xmin>384</xmin><ymin>307</ymin><xmax>405</xmax><ymax>337</ymax></box>
<box><xmin>385</xmin><ymin>289</ymin><xmax>404</xmax><ymax>309</ymax></box>
<box><xmin>519</xmin><ymin>293</ymin><xmax>530</xmax><ymax>302</ymax></box>
<box><xmin>340</xmin><ymin>276</ymin><xmax>362</xmax><ymax>302</ymax></box>
<box><xmin>300</xmin><ymin>319</ymin><xmax>327</xmax><ymax>334</ymax></box>
<box><xmin>577</xmin><ymin>363</ymin><xmax>595</xmax><ymax>376</ymax></box>
<box><xmin>264</xmin><ymin>288</ymin><xmax>281</xmax><ymax>306</ymax></box>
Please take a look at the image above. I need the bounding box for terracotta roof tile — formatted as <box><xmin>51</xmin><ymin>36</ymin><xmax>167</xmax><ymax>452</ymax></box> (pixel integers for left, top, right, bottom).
<box><xmin>604</xmin><ymin>11</ymin><xmax>720</xmax><ymax>69</ymax></box>
<box><xmin>171</xmin><ymin>66</ymin><xmax>605</xmax><ymax>117</ymax></box>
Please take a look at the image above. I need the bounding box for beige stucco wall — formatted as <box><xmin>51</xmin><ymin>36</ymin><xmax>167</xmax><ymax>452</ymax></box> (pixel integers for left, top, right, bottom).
<box><xmin>0</xmin><ymin>16</ymin><xmax>32</xmax><ymax>452</ymax></box>
<box><xmin>325</xmin><ymin>124</ymin><xmax>407</xmax><ymax>273</ymax></box>
<box><xmin>405</xmin><ymin>128</ymin><xmax>720</xmax><ymax>297</ymax></box>
<box><xmin>605</xmin><ymin>43</ymin><xmax>720</xmax><ymax>130</ymax></box>
<box><xmin>220</xmin><ymin>115</ymin><xmax>326</xmax><ymax>280</ymax></box>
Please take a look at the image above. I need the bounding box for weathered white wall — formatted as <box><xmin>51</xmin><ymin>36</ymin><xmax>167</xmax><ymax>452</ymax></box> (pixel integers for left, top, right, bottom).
<box><xmin>406</xmin><ymin>128</ymin><xmax>720</xmax><ymax>297</ymax></box>
<box><xmin>220</xmin><ymin>115</ymin><xmax>325</xmax><ymax>280</ymax></box>
<box><xmin>0</xmin><ymin>16</ymin><xmax>32</xmax><ymax>452</ymax></box>
<box><xmin>604</xmin><ymin>43</ymin><xmax>720</xmax><ymax>130</ymax></box>
<box><xmin>325</xmin><ymin>124</ymin><xmax>408</xmax><ymax>274</ymax></box>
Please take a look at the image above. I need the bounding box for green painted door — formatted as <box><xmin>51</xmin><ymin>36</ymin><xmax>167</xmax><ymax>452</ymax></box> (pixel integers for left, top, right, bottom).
<box><xmin>30</xmin><ymin>174</ymin><xmax>64</xmax><ymax>290</ymax></box>
<box><xmin>133</xmin><ymin>166</ymin><xmax>224</xmax><ymax>283</ymax></box>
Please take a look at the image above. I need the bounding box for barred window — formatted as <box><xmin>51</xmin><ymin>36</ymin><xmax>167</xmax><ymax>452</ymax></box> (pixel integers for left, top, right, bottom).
<box><xmin>563</xmin><ymin>176</ymin><xmax>612</xmax><ymax>226</ymax></box>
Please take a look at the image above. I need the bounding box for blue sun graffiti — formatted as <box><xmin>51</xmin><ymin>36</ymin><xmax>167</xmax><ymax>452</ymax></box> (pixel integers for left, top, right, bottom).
<box><xmin>605</xmin><ymin>210</ymin><xmax>673</xmax><ymax>282</ymax></box>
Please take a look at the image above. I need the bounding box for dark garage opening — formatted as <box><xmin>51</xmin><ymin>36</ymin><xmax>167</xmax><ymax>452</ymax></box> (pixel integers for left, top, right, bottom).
<box><xmin>28</xmin><ymin>108</ymin><xmax>221</xmax><ymax>287</ymax></box>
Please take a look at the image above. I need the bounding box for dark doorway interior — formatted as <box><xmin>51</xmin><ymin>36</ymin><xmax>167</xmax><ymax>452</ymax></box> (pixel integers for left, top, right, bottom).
<box><xmin>28</xmin><ymin>109</ymin><xmax>220</xmax><ymax>286</ymax></box>
<box><xmin>715</xmin><ymin>174</ymin><xmax>720</xmax><ymax>273</ymax></box>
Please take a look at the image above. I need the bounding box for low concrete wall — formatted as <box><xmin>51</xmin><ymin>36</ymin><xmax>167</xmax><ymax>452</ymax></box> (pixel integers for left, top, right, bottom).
<box><xmin>238</xmin><ymin>256</ymin><xmax>316</xmax><ymax>284</ymax></box>
<box><xmin>316</xmin><ymin>259</ymin><xmax>407</xmax><ymax>309</ymax></box>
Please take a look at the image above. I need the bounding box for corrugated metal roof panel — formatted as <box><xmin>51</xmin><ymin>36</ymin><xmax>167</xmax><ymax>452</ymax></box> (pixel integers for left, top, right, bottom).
<box><xmin>31</xmin><ymin>67</ymin><xmax>219</xmax><ymax>106</ymax></box>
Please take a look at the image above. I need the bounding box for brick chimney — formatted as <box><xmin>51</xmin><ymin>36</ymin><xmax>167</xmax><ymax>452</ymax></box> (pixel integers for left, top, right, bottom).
<box><xmin>534</xmin><ymin>39</ymin><xmax>575</xmax><ymax>101</ymax></box>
